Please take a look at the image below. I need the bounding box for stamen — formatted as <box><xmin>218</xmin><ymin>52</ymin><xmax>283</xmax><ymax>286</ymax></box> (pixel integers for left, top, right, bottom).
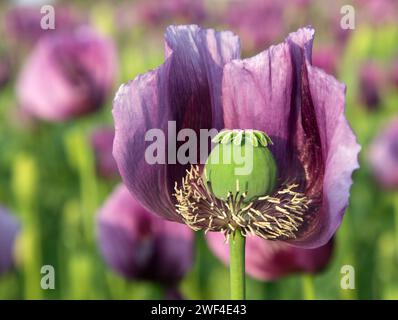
<box><xmin>173</xmin><ymin>165</ymin><xmax>313</xmax><ymax>241</ymax></box>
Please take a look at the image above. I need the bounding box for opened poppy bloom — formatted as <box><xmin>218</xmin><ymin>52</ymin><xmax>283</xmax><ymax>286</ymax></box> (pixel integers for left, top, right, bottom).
<box><xmin>206</xmin><ymin>232</ymin><xmax>333</xmax><ymax>281</ymax></box>
<box><xmin>112</xmin><ymin>25</ymin><xmax>360</xmax><ymax>298</ymax></box>
<box><xmin>97</xmin><ymin>184</ymin><xmax>194</xmax><ymax>286</ymax></box>
<box><xmin>0</xmin><ymin>207</ymin><xmax>20</xmax><ymax>276</ymax></box>
<box><xmin>16</xmin><ymin>27</ymin><xmax>117</xmax><ymax>122</ymax></box>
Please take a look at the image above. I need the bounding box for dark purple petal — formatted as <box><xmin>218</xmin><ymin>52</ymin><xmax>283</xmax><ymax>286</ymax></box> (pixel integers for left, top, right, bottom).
<box><xmin>91</xmin><ymin>127</ymin><xmax>119</xmax><ymax>179</ymax></box>
<box><xmin>113</xmin><ymin>25</ymin><xmax>240</xmax><ymax>221</ymax></box>
<box><xmin>97</xmin><ymin>184</ymin><xmax>194</xmax><ymax>285</ymax></box>
<box><xmin>368</xmin><ymin>118</ymin><xmax>398</xmax><ymax>188</ymax></box>
<box><xmin>206</xmin><ymin>232</ymin><xmax>333</xmax><ymax>280</ymax></box>
<box><xmin>17</xmin><ymin>27</ymin><xmax>117</xmax><ymax>122</ymax></box>
<box><xmin>221</xmin><ymin>27</ymin><xmax>360</xmax><ymax>248</ymax></box>
<box><xmin>0</xmin><ymin>207</ymin><xmax>20</xmax><ymax>276</ymax></box>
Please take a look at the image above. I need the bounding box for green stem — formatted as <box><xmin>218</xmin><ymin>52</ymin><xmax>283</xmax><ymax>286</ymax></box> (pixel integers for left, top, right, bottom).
<box><xmin>229</xmin><ymin>231</ymin><xmax>246</xmax><ymax>300</ymax></box>
<box><xmin>301</xmin><ymin>274</ymin><xmax>315</xmax><ymax>300</ymax></box>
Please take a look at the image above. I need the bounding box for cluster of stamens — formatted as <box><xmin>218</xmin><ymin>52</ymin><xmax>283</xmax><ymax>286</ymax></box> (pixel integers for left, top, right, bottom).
<box><xmin>174</xmin><ymin>165</ymin><xmax>312</xmax><ymax>242</ymax></box>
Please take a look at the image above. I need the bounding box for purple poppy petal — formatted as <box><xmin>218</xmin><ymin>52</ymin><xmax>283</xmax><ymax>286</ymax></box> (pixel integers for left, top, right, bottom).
<box><xmin>97</xmin><ymin>184</ymin><xmax>193</xmax><ymax>285</ymax></box>
<box><xmin>221</xmin><ymin>27</ymin><xmax>360</xmax><ymax>248</ymax></box>
<box><xmin>113</xmin><ymin>25</ymin><xmax>240</xmax><ymax>221</ymax></box>
<box><xmin>206</xmin><ymin>232</ymin><xmax>333</xmax><ymax>281</ymax></box>
<box><xmin>0</xmin><ymin>207</ymin><xmax>20</xmax><ymax>275</ymax></box>
<box><xmin>17</xmin><ymin>27</ymin><xmax>117</xmax><ymax>122</ymax></box>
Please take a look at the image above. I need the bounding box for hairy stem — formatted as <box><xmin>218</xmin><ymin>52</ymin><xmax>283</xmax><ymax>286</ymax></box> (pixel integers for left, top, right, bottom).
<box><xmin>229</xmin><ymin>231</ymin><xmax>246</xmax><ymax>300</ymax></box>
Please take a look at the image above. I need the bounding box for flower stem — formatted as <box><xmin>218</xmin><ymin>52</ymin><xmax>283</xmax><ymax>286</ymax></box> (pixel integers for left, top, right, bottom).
<box><xmin>301</xmin><ymin>274</ymin><xmax>315</xmax><ymax>300</ymax></box>
<box><xmin>229</xmin><ymin>231</ymin><xmax>246</xmax><ymax>300</ymax></box>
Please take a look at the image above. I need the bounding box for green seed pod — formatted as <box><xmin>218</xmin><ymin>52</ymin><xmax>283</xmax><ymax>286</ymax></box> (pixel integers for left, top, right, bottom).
<box><xmin>204</xmin><ymin>130</ymin><xmax>278</xmax><ymax>203</ymax></box>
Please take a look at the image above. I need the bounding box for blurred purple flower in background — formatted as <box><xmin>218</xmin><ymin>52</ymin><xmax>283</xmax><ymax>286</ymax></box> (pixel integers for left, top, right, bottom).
<box><xmin>112</xmin><ymin>25</ymin><xmax>359</xmax><ymax>249</ymax></box>
<box><xmin>116</xmin><ymin>0</ymin><xmax>205</xmax><ymax>31</ymax></box>
<box><xmin>91</xmin><ymin>127</ymin><xmax>118</xmax><ymax>179</ymax></box>
<box><xmin>137</xmin><ymin>0</ymin><xmax>205</xmax><ymax>26</ymax></box>
<box><xmin>0</xmin><ymin>53</ymin><xmax>11</xmax><ymax>89</ymax></box>
<box><xmin>368</xmin><ymin>118</ymin><xmax>398</xmax><ymax>188</ymax></box>
<box><xmin>5</xmin><ymin>6</ymin><xmax>83</xmax><ymax>47</ymax></box>
<box><xmin>390</xmin><ymin>58</ymin><xmax>398</xmax><ymax>89</ymax></box>
<box><xmin>97</xmin><ymin>184</ymin><xmax>194</xmax><ymax>285</ymax></box>
<box><xmin>206</xmin><ymin>232</ymin><xmax>333</xmax><ymax>280</ymax></box>
<box><xmin>224</xmin><ymin>0</ymin><xmax>284</xmax><ymax>51</ymax></box>
<box><xmin>312</xmin><ymin>46</ymin><xmax>338</xmax><ymax>76</ymax></box>
<box><xmin>0</xmin><ymin>207</ymin><xmax>20</xmax><ymax>276</ymax></box>
<box><xmin>16</xmin><ymin>27</ymin><xmax>117</xmax><ymax>122</ymax></box>
<box><xmin>356</xmin><ymin>0</ymin><xmax>398</xmax><ymax>25</ymax></box>
<box><xmin>359</xmin><ymin>62</ymin><xmax>383</xmax><ymax>111</ymax></box>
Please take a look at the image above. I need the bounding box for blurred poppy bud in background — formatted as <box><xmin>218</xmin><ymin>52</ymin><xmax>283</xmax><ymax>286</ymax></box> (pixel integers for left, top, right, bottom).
<box><xmin>16</xmin><ymin>27</ymin><xmax>117</xmax><ymax>122</ymax></box>
<box><xmin>91</xmin><ymin>127</ymin><xmax>118</xmax><ymax>179</ymax></box>
<box><xmin>368</xmin><ymin>118</ymin><xmax>398</xmax><ymax>188</ymax></box>
<box><xmin>5</xmin><ymin>6</ymin><xmax>82</xmax><ymax>47</ymax></box>
<box><xmin>97</xmin><ymin>184</ymin><xmax>194</xmax><ymax>286</ymax></box>
<box><xmin>0</xmin><ymin>207</ymin><xmax>20</xmax><ymax>276</ymax></box>
<box><xmin>359</xmin><ymin>62</ymin><xmax>383</xmax><ymax>111</ymax></box>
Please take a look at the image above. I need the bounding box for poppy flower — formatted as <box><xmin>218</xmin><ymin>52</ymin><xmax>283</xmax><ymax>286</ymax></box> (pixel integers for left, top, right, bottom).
<box><xmin>312</xmin><ymin>46</ymin><xmax>338</xmax><ymax>76</ymax></box>
<box><xmin>368</xmin><ymin>118</ymin><xmax>398</xmax><ymax>188</ymax></box>
<box><xmin>136</xmin><ymin>0</ymin><xmax>205</xmax><ymax>26</ymax></box>
<box><xmin>206</xmin><ymin>232</ymin><xmax>333</xmax><ymax>280</ymax></box>
<box><xmin>224</xmin><ymin>0</ymin><xmax>285</xmax><ymax>51</ymax></box>
<box><xmin>97</xmin><ymin>184</ymin><xmax>194</xmax><ymax>285</ymax></box>
<box><xmin>0</xmin><ymin>207</ymin><xmax>20</xmax><ymax>276</ymax></box>
<box><xmin>390</xmin><ymin>59</ymin><xmax>398</xmax><ymax>88</ymax></box>
<box><xmin>91</xmin><ymin>127</ymin><xmax>119</xmax><ymax>179</ymax></box>
<box><xmin>0</xmin><ymin>53</ymin><xmax>11</xmax><ymax>89</ymax></box>
<box><xmin>5</xmin><ymin>6</ymin><xmax>82</xmax><ymax>46</ymax></box>
<box><xmin>359</xmin><ymin>62</ymin><xmax>383</xmax><ymax>111</ymax></box>
<box><xmin>112</xmin><ymin>25</ymin><xmax>360</xmax><ymax>249</ymax></box>
<box><xmin>356</xmin><ymin>0</ymin><xmax>398</xmax><ymax>25</ymax></box>
<box><xmin>16</xmin><ymin>26</ymin><xmax>117</xmax><ymax>122</ymax></box>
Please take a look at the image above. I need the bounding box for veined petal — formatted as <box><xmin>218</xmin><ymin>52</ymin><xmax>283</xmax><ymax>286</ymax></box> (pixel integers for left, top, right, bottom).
<box><xmin>221</xmin><ymin>27</ymin><xmax>360</xmax><ymax>247</ymax></box>
<box><xmin>113</xmin><ymin>25</ymin><xmax>240</xmax><ymax>221</ymax></box>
